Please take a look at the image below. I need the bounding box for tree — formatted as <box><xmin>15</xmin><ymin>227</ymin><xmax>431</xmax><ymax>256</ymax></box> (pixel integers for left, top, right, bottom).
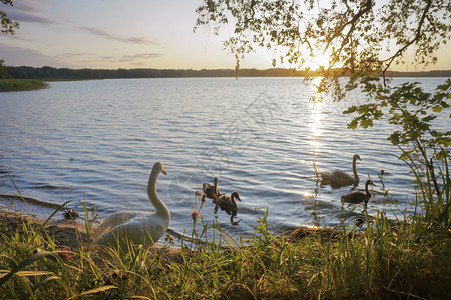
<box><xmin>1</xmin><ymin>1</ymin><xmax>18</xmax><ymax>80</ymax></box>
<box><xmin>0</xmin><ymin>59</ymin><xmax>10</xmax><ymax>79</ymax></box>
<box><xmin>1</xmin><ymin>0</ymin><xmax>19</xmax><ymax>35</ymax></box>
<box><xmin>195</xmin><ymin>0</ymin><xmax>450</xmax><ymax>223</ymax></box>
<box><xmin>195</xmin><ymin>0</ymin><xmax>449</xmax><ymax>81</ymax></box>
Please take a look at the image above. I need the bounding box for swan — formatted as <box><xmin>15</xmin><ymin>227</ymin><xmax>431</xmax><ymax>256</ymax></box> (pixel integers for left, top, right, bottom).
<box><xmin>203</xmin><ymin>177</ymin><xmax>220</xmax><ymax>199</ymax></box>
<box><xmin>341</xmin><ymin>179</ymin><xmax>375</xmax><ymax>204</ymax></box>
<box><xmin>94</xmin><ymin>162</ymin><xmax>170</xmax><ymax>252</ymax></box>
<box><xmin>320</xmin><ymin>154</ymin><xmax>361</xmax><ymax>188</ymax></box>
<box><xmin>213</xmin><ymin>191</ymin><xmax>241</xmax><ymax>213</ymax></box>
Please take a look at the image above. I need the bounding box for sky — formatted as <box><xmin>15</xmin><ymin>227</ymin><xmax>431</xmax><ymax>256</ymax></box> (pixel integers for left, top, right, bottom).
<box><xmin>1</xmin><ymin>0</ymin><xmax>450</xmax><ymax>71</ymax></box>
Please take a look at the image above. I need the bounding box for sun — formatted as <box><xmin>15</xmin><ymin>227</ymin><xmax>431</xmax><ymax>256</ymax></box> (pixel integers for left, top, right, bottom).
<box><xmin>305</xmin><ymin>50</ymin><xmax>332</xmax><ymax>71</ymax></box>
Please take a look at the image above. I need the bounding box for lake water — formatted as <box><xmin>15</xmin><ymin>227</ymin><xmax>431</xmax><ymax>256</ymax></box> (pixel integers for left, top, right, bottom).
<box><xmin>0</xmin><ymin>77</ymin><xmax>448</xmax><ymax>242</ymax></box>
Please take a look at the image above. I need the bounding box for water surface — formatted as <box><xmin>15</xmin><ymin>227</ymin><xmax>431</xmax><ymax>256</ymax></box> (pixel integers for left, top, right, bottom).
<box><xmin>0</xmin><ymin>77</ymin><xmax>447</xmax><ymax>241</ymax></box>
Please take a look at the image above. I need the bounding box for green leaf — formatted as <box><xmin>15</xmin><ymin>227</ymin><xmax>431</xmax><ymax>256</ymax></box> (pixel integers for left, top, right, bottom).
<box><xmin>347</xmin><ymin>119</ymin><xmax>358</xmax><ymax>129</ymax></box>
<box><xmin>0</xmin><ymin>251</ymin><xmax>55</xmax><ymax>286</ymax></box>
<box><xmin>388</xmin><ymin>132</ymin><xmax>400</xmax><ymax>145</ymax></box>
<box><xmin>361</xmin><ymin>119</ymin><xmax>373</xmax><ymax>128</ymax></box>
<box><xmin>67</xmin><ymin>285</ymin><xmax>118</xmax><ymax>299</ymax></box>
<box><xmin>432</xmin><ymin>105</ymin><xmax>443</xmax><ymax>113</ymax></box>
<box><xmin>343</xmin><ymin>106</ymin><xmax>357</xmax><ymax>114</ymax></box>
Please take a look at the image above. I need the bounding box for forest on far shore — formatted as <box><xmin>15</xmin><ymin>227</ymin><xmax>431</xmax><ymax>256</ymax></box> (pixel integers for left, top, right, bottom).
<box><xmin>6</xmin><ymin>65</ymin><xmax>451</xmax><ymax>80</ymax></box>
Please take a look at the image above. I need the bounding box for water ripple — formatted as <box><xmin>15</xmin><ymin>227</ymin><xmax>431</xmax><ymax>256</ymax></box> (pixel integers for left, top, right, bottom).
<box><xmin>0</xmin><ymin>77</ymin><xmax>447</xmax><ymax>241</ymax></box>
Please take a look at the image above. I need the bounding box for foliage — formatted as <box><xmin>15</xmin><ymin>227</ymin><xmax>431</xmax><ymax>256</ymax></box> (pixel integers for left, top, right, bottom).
<box><xmin>0</xmin><ymin>202</ymin><xmax>450</xmax><ymax>299</ymax></box>
<box><xmin>194</xmin><ymin>0</ymin><xmax>450</xmax><ymax>119</ymax></box>
<box><xmin>1</xmin><ymin>1</ymin><xmax>18</xmax><ymax>80</ymax></box>
<box><xmin>1</xmin><ymin>0</ymin><xmax>19</xmax><ymax>35</ymax></box>
<box><xmin>0</xmin><ymin>79</ymin><xmax>48</xmax><ymax>92</ymax></box>
<box><xmin>344</xmin><ymin>78</ymin><xmax>451</xmax><ymax>224</ymax></box>
<box><xmin>195</xmin><ymin>0</ymin><xmax>450</xmax><ymax>80</ymax></box>
<box><xmin>344</xmin><ymin>79</ymin><xmax>450</xmax><ymax>146</ymax></box>
<box><xmin>1</xmin><ymin>174</ymin><xmax>450</xmax><ymax>299</ymax></box>
<box><xmin>0</xmin><ymin>59</ymin><xmax>10</xmax><ymax>79</ymax></box>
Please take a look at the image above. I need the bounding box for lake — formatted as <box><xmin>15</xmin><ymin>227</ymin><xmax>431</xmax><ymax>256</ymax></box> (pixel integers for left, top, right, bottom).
<box><xmin>0</xmin><ymin>77</ymin><xmax>448</xmax><ymax>242</ymax></box>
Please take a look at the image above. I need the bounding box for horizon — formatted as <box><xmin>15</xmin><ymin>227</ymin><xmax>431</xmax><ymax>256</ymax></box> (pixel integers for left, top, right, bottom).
<box><xmin>1</xmin><ymin>1</ymin><xmax>451</xmax><ymax>71</ymax></box>
<box><xmin>6</xmin><ymin>65</ymin><xmax>451</xmax><ymax>73</ymax></box>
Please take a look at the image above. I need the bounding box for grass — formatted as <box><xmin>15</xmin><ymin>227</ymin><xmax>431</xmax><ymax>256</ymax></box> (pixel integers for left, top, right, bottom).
<box><xmin>0</xmin><ymin>79</ymin><xmax>48</xmax><ymax>92</ymax></box>
<box><xmin>0</xmin><ymin>196</ymin><xmax>449</xmax><ymax>299</ymax></box>
<box><xmin>0</xmin><ymin>148</ymin><xmax>449</xmax><ymax>299</ymax></box>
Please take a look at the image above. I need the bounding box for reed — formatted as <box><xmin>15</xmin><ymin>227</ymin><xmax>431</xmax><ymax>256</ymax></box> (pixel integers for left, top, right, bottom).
<box><xmin>0</xmin><ymin>150</ymin><xmax>449</xmax><ymax>298</ymax></box>
<box><xmin>0</xmin><ymin>79</ymin><xmax>48</xmax><ymax>92</ymax></box>
<box><xmin>0</xmin><ymin>193</ymin><xmax>449</xmax><ymax>299</ymax></box>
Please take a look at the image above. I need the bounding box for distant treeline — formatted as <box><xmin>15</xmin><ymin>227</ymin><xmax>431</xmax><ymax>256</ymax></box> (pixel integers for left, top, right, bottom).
<box><xmin>6</xmin><ymin>65</ymin><xmax>451</xmax><ymax>80</ymax></box>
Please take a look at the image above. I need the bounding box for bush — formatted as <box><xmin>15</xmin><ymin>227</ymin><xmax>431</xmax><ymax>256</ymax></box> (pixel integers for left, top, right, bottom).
<box><xmin>0</xmin><ymin>79</ymin><xmax>48</xmax><ymax>92</ymax></box>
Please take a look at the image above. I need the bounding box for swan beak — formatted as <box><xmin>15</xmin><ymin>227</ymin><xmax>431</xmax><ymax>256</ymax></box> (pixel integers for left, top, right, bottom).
<box><xmin>162</xmin><ymin>169</ymin><xmax>167</xmax><ymax>175</ymax></box>
<box><xmin>237</xmin><ymin>196</ymin><xmax>241</xmax><ymax>202</ymax></box>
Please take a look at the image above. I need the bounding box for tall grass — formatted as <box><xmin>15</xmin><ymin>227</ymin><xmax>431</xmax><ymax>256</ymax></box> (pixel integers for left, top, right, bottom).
<box><xmin>0</xmin><ymin>79</ymin><xmax>48</xmax><ymax>92</ymax></box>
<box><xmin>0</xmin><ymin>150</ymin><xmax>449</xmax><ymax>298</ymax></box>
<box><xmin>1</xmin><ymin>198</ymin><xmax>449</xmax><ymax>299</ymax></box>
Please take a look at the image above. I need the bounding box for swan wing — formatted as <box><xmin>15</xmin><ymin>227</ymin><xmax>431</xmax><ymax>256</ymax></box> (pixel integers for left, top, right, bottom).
<box><xmin>95</xmin><ymin>212</ymin><xmax>169</xmax><ymax>250</ymax></box>
<box><xmin>123</xmin><ymin>214</ymin><xmax>169</xmax><ymax>247</ymax></box>
<box><xmin>139</xmin><ymin>214</ymin><xmax>169</xmax><ymax>245</ymax></box>
<box><xmin>92</xmin><ymin>212</ymin><xmax>137</xmax><ymax>241</ymax></box>
<box><xmin>321</xmin><ymin>169</ymin><xmax>355</xmax><ymax>186</ymax></box>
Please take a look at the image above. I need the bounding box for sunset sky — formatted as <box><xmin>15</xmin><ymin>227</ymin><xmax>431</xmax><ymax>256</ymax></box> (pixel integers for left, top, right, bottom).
<box><xmin>1</xmin><ymin>0</ymin><xmax>450</xmax><ymax>71</ymax></box>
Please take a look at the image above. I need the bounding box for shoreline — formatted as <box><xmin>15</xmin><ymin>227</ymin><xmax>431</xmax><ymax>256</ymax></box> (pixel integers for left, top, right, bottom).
<box><xmin>0</xmin><ymin>207</ymin><xmax>184</xmax><ymax>263</ymax></box>
<box><xmin>0</xmin><ymin>193</ymin><xmax>336</xmax><ymax>256</ymax></box>
<box><xmin>0</xmin><ymin>79</ymin><xmax>48</xmax><ymax>92</ymax></box>
<box><xmin>0</xmin><ymin>193</ymin><xmax>183</xmax><ymax>261</ymax></box>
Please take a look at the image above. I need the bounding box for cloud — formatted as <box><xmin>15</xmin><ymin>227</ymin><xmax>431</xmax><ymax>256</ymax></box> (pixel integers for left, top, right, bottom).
<box><xmin>0</xmin><ymin>31</ymin><xmax>33</xmax><ymax>42</ymax></box>
<box><xmin>123</xmin><ymin>53</ymin><xmax>163</xmax><ymax>59</ymax></box>
<box><xmin>0</xmin><ymin>43</ymin><xmax>63</xmax><ymax>67</ymax></box>
<box><xmin>58</xmin><ymin>52</ymin><xmax>90</xmax><ymax>58</ymax></box>
<box><xmin>3</xmin><ymin>1</ymin><xmax>40</xmax><ymax>14</ymax></box>
<box><xmin>2</xmin><ymin>1</ymin><xmax>58</xmax><ymax>25</ymax></box>
<box><xmin>0</xmin><ymin>40</ymin><xmax>163</xmax><ymax>68</ymax></box>
<box><xmin>5</xmin><ymin>11</ymin><xmax>57</xmax><ymax>24</ymax></box>
<box><xmin>78</xmin><ymin>26</ymin><xmax>158</xmax><ymax>45</ymax></box>
<box><xmin>117</xmin><ymin>53</ymin><xmax>163</xmax><ymax>62</ymax></box>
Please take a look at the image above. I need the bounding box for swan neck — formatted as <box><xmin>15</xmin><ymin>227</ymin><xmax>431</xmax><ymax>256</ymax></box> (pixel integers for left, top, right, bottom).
<box><xmin>352</xmin><ymin>157</ymin><xmax>359</xmax><ymax>181</ymax></box>
<box><xmin>365</xmin><ymin>181</ymin><xmax>370</xmax><ymax>195</ymax></box>
<box><xmin>147</xmin><ymin>169</ymin><xmax>169</xmax><ymax>218</ymax></box>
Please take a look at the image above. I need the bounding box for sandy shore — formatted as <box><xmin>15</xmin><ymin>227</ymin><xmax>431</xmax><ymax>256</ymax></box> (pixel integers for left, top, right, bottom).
<box><xmin>0</xmin><ymin>210</ymin><xmax>85</xmax><ymax>248</ymax></box>
<box><xmin>0</xmin><ymin>192</ymin><xmax>185</xmax><ymax>263</ymax></box>
<box><xmin>0</xmin><ymin>208</ymin><xmax>184</xmax><ymax>262</ymax></box>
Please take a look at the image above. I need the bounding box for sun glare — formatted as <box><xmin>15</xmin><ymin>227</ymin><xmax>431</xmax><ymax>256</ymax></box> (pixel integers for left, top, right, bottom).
<box><xmin>305</xmin><ymin>50</ymin><xmax>332</xmax><ymax>71</ymax></box>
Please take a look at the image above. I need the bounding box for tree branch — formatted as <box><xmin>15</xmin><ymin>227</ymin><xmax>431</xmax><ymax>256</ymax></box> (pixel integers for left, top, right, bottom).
<box><xmin>324</xmin><ymin>0</ymin><xmax>373</xmax><ymax>52</ymax></box>
<box><xmin>381</xmin><ymin>0</ymin><xmax>433</xmax><ymax>76</ymax></box>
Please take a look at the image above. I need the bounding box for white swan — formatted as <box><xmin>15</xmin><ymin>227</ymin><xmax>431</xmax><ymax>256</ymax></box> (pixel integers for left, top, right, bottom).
<box><xmin>213</xmin><ymin>191</ymin><xmax>241</xmax><ymax>213</ymax></box>
<box><xmin>320</xmin><ymin>154</ymin><xmax>361</xmax><ymax>188</ymax></box>
<box><xmin>203</xmin><ymin>177</ymin><xmax>220</xmax><ymax>199</ymax></box>
<box><xmin>94</xmin><ymin>162</ymin><xmax>170</xmax><ymax>252</ymax></box>
<box><xmin>341</xmin><ymin>179</ymin><xmax>374</xmax><ymax>204</ymax></box>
